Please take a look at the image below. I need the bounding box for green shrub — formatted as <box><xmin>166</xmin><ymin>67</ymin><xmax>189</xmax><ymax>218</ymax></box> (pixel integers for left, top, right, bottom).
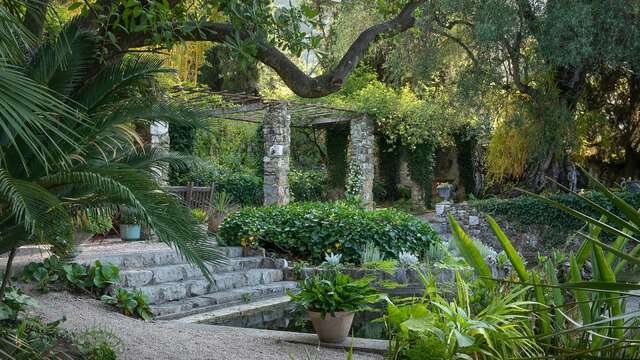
<box><xmin>215</xmin><ymin>173</ymin><xmax>263</xmax><ymax>206</ymax></box>
<box><xmin>191</xmin><ymin>209</ymin><xmax>209</xmax><ymax>224</ymax></box>
<box><xmin>100</xmin><ymin>288</ymin><xmax>153</xmax><ymax>320</ymax></box>
<box><xmin>289</xmin><ymin>169</ymin><xmax>326</xmax><ymax>202</ymax></box>
<box><xmin>218</xmin><ymin>202</ymin><xmax>441</xmax><ymax>264</ymax></box>
<box><xmin>471</xmin><ymin>191</ymin><xmax>640</xmax><ymax>236</ymax></box>
<box><xmin>79</xmin><ymin>212</ymin><xmax>113</xmax><ymax>236</ymax></box>
<box><xmin>21</xmin><ymin>257</ymin><xmax>120</xmax><ymax>296</ymax></box>
<box><xmin>179</xmin><ymin>168</ymin><xmax>263</xmax><ymax>206</ymax></box>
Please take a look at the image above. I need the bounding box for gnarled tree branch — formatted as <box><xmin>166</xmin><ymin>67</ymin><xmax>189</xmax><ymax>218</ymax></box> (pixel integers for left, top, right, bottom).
<box><xmin>116</xmin><ymin>1</ymin><xmax>424</xmax><ymax>98</ymax></box>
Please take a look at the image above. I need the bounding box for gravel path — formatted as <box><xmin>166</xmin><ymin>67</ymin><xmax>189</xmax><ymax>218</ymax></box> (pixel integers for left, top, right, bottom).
<box><xmin>29</xmin><ymin>291</ymin><xmax>383</xmax><ymax>360</ymax></box>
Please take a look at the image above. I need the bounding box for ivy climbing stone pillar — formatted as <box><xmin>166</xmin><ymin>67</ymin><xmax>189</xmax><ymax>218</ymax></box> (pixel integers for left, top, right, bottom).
<box><xmin>349</xmin><ymin>114</ymin><xmax>375</xmax><ymax>209</ymax></box>
<box><xmin>263</xmin><ymin>102</ymin><xmax>291</xmax><ymax>205</ymax></box>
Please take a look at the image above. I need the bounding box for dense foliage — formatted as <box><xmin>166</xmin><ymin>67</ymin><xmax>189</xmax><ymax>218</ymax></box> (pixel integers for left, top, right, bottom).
<box><xmin>289</xmin><ymin>169</ymin><xmax>326</xmax><ymax>202</ymax></box>
<box><xmin>449</xmin><ymin>172</ymin><xmax>640</xmax><ymax>358</ymax></box>
<box><xmin>386</xmin><ymin>273</ymin><xmax>542</xmax><ymax>360</ymax></box>
<box><xmin>218</xmin><ymin>202</ymin><xmax>440</xmax><ymax>264</ymax></box>
<box><xmin>472</xmin><ymin>191</ymin><xmax>640</xmax><ymax>238</ymax></box>
<box><xmin>179</xmin><ymin>167</ymin><xmax>326</xmax><ymax>205</ymax></box>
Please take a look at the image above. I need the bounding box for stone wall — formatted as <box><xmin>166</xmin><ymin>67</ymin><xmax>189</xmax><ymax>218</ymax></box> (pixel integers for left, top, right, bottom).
<box><xmin>263</xmin><ymin>102</ymin><xmax>291</xmax><ymax>205</ymax></box>
<box><xmin>349</xmin><ymin>115</ymin><xmax>375</xmax><ymax>209</ymax></box>
<box><xmin>427</xmin><ymin>202</ymin><xmax>544</xmax><ymax>261</ymax></box>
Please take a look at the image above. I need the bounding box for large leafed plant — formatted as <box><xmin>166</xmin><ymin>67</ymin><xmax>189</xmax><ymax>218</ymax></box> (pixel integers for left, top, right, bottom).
<box><xmin>0</xmin><ymin>16</ymin><xmax>225</xmax><ymax>301</ymax></box>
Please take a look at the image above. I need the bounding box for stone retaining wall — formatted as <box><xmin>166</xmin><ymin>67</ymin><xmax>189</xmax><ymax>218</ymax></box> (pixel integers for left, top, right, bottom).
<box><xmin>426</xmin><ymin>202</ymin><xmax>544</xmax><ymax>261</ymax></box>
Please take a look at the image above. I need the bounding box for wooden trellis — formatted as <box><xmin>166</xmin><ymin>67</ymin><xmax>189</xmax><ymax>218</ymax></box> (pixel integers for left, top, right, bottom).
<box><xmin>171</xmin><ymin>85</ymin><xmax>358</xmax><ymax>127</ymax></box>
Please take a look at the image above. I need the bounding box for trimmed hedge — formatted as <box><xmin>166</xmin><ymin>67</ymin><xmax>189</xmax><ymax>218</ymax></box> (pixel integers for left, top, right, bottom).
<box><xmin>218</xmin><ymin>202</ymin><xmax>441</xmax><ymax>264</ymax></box>
<box><xmin>472</xmin><ymin>191</ymin><xmax>640</xmax><ymax>233</ymax></box>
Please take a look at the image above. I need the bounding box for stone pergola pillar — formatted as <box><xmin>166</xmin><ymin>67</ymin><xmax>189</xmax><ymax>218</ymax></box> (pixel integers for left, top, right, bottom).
<box><xmin>150</xmin><ymin>121</ymin><xmax>170</xmax><ymax>184</ymax></box>
<box><xmin>263</xmin><ymin>102</ymin><xmax>291</xmax><ymax>205</ymax></box>
<box><xmin>349</xmin><ymin>114</ymin><xmax>375</xmax><ymax>209</ymax></box>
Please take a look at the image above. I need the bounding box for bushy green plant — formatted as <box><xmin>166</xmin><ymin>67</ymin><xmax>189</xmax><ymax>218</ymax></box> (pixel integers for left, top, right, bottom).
<box><xmin>471</xmin><ymin>191</ymin><xmax>640</xmax><ymax>242</ymax></box>
<box><xmin>0</xmin><ymin>288</ymin><xmax>37</xmax><ymax>321</ymax></box>
<box><xmin>386</xmin><ymin>271</ymin><xmax>542</xmax><ymax>360</ymax></box>
<box><xmin>191</xmin><ymin>208</ymin><xmax>209</xmax><ymax>224</ymax></box>
<box><xmin>23</xmin><ymin>257</ymin><xmax>120</xmax><ymax>297</ymax></box>
<box><xmin>101</xmin><ymin>288</ymin><xmax>153</xmax><ymax>320</ymax></box>
<box><xmin>288</xmin><ymin>271</ymin><xmax>379</xmax><ymax>319</ymax></box>
<box><xmin>79</xmin><ymin>212</ymin><xmax>113</xmax><ymax>236</ymax></box>
<box><xmin>451</xmin><ymin>170</ymin><xmax>640</xmax><ymax>358</ymax></box>
<box><xmin>71</xmin><ymin>328</ymin><xmax>123</xmax><ymax>360</ymax></box>
<box><xmin>88</xmin><ymin>261</ymin><xmax>120</xmax><ymax>290</ymax></box>
<box><xmin>215</xmin><ymin>173</ymin><xmax>263</xmax><ymax>206</ymax></box>
<box><xmin>360</xmin><ymin>260</ymin><xmax>397</xmax><ymax>274</ymax></box>
<box><xmin>21</xmin><ymin>256</ymin><xmax>64</xmax><ymax>292</ymax></box>
<box><xmin>219</xmin><ymin>202</ymin><xmax>441</xmax><ymax>264</ymax></box>
<box><xmin>289</xmin><ymin>169</ymin><xmax>326</xmax><ymax>202</ymax></box>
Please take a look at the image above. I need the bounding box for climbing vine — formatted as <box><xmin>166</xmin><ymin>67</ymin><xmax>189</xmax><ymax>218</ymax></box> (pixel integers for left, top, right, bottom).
<box><xmin>376</xmin><ymin>135</ymin><xmax>401</xmax><ymax>201</ymax></box>
<box><xmin>325</xmin><ymin>124</ymin><xmax>349</xmax><ymax>191</ymax></box>
<box><xmin>254</xmin><ymin>123</ymin><xmax>265</xmax><ymax>177</ymax></box>
<box><xmin>168</xmin><ymin>123</ymin><xmax>195</xmax><ymax>185</ymax></box>
<box><xmin>454</xmin><ymin>125</ymin><xmax>478</xmax><ymax>197</ymax></box>
<box><xmin>345</xmin><ymin>160</ymin><xmax>364</xmax><ymax>201</ymax></box>
<box><xmin>407</xmin><ymin>141</ymin><xmax>436</xmax><ymax>208</ymax></box>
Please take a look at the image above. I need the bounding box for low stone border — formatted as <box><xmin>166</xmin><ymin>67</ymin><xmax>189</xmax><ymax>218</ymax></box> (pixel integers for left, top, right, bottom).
<box><xmin>283</xmin><ymin>265</ymin><xmax>471</xmax><ymax>293</ymax></box>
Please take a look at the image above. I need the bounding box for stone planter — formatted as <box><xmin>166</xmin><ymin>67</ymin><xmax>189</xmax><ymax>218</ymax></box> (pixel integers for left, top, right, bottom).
<box><xmin>119</xmin><ymin>224</ymin><xmax>141</xmax><ymax>241</ymax></box>
<box><xmin>308</xmin><ymin>310</ymin><xmax>354</xmax><ymax>343</ymax></box>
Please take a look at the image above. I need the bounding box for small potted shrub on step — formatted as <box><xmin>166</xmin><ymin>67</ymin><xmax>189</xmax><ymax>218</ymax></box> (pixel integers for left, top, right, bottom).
<box><xmin>118</xmin><ymin>209</ymin><xmax>142</xmax><ymax>241</ymax></box>
<box><xmin>289</xmin><ymin>271</ymin><xmax>379</xmax><ymax>343</ymax></box>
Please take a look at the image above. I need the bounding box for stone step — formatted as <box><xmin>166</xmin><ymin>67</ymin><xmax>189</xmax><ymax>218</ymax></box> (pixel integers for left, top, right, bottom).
<box><xmin>76</xmin><ymin>246</ymin><xmax>263</xmax><ymax>270</ymax></box>
<box><xmin>127</xmin><ymin>268</ymin><xmax>286</xmax><ymax>305</ymax></box>
<box><xmin>151</xmin><ymin>281</ymin><xmax>299</xmax><ymax>320</ymax></box>
<box><xmin>119</xmin><ymin>257</ymin><xmax>274</xmax><ymax>287</ymax></box>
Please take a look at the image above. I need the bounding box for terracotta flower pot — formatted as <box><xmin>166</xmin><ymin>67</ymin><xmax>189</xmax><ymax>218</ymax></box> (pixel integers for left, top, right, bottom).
<box><xmin>307</xmin><ymin>310</ymin><xmax>354</xmax><ymax>343</ymax></box>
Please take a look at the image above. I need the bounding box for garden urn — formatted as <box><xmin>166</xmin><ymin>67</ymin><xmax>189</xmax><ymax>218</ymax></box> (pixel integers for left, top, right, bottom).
<box><xmin>307</xmin><ymin>310</ymin><xmax>354</xmax><ymax>343</ymax></box>
<box><xmin>436</xmin><ymin>182</ymin><xmax>454</xmax><ymax>202</ymax></box>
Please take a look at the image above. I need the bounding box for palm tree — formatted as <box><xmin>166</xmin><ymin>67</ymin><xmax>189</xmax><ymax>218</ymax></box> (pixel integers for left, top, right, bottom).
<box><xmin>0</xmin><ymin>17</ymin><xmax>225</xmax><ymax>300</ymax></box>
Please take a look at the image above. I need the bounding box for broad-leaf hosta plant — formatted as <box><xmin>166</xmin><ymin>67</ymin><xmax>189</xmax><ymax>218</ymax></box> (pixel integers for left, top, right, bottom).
<box><xmin>0</xmin><ymin>16</ymin><xmax>225</xmax><ymax>302</ymax></box>
<box><xmin>450</xmin><ymin>170</ymin><xmax>640</xmax><ymax>359</ymax></box>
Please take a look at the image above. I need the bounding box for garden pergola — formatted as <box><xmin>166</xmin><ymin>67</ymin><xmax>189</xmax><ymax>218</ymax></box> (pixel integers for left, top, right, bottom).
<box><xmin>165</xmin><ymin>86</ymin><xmax>376</xmax><ymax>209</ymax></box>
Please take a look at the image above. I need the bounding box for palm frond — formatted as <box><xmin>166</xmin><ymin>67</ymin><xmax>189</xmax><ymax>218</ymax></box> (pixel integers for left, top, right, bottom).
<box><xmin>0</xmin><ymin>6</ymin><xmax>32</xmax><ymax>64</ymax></box>
<box><xmin>27</xmin><ymin>20</ymin><xmax>98</xmax><ymax>98</ymax></box>
<box><xmin>73</xmin><ymin>55</ymin><xmax>173</xmax><ymax>112</ymax></box>
<box><xmin>0</xmin><ymin>65</ymin><xmax>83</xmax><ymax>172</ymax></box>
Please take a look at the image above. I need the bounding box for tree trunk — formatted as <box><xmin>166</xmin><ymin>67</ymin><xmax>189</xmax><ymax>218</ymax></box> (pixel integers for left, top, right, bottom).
<box><xmin>0</xmin><ymin>247</ymin><xmax>17</xmax><ymax>302</ymax></box>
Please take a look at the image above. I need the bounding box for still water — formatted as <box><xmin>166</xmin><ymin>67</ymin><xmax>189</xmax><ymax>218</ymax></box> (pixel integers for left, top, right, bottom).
<box><xmin>202</xmin><ymin>303</ymin><xmax>389</xmax><ymax>340</ymax></box>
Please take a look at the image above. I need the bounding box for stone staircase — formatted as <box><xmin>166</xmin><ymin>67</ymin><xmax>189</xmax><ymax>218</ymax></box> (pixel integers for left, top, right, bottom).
<box><xmin>2</xmin><ymin>240</ymin><xmax>297</xmax><ymax>320</ymax></box>
<box><xmin>105</xmin><ymin>245</ymin><xmax>296</xmax><ymax>320</ymax></box>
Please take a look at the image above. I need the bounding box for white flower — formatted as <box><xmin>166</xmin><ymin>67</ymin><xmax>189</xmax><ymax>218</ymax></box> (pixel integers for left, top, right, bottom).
<box><xmin>398</xmin><ymin>251</ymin><xmax>419</xmax><ymax>266</ymax></box>
<box><xmin>325</xmin><ymin>252</ymin><xmax>342</xmax><ymax>266</ymax></box>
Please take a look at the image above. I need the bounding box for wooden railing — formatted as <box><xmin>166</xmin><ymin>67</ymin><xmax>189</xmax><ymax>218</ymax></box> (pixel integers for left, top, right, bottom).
<box><xmin>165</xmin><ymin>182</ymin><xmax>215</xmax><ymax>211</ymax></box>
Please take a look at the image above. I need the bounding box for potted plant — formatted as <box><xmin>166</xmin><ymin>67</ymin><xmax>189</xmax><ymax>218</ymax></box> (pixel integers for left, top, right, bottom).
<box><xmin>118</xmin><ymin>208</ymin><xmax>142</xmax><ymax>241</ymax></box>
<box><xmin>289</xmin><ymin>271</ymin><xmax>379</xmax><ymax>343</ymax></box>
<box><xmin>209</xmin><ymin>191</ymin><xmax>235</xmax><ymax>232</ymax></box>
